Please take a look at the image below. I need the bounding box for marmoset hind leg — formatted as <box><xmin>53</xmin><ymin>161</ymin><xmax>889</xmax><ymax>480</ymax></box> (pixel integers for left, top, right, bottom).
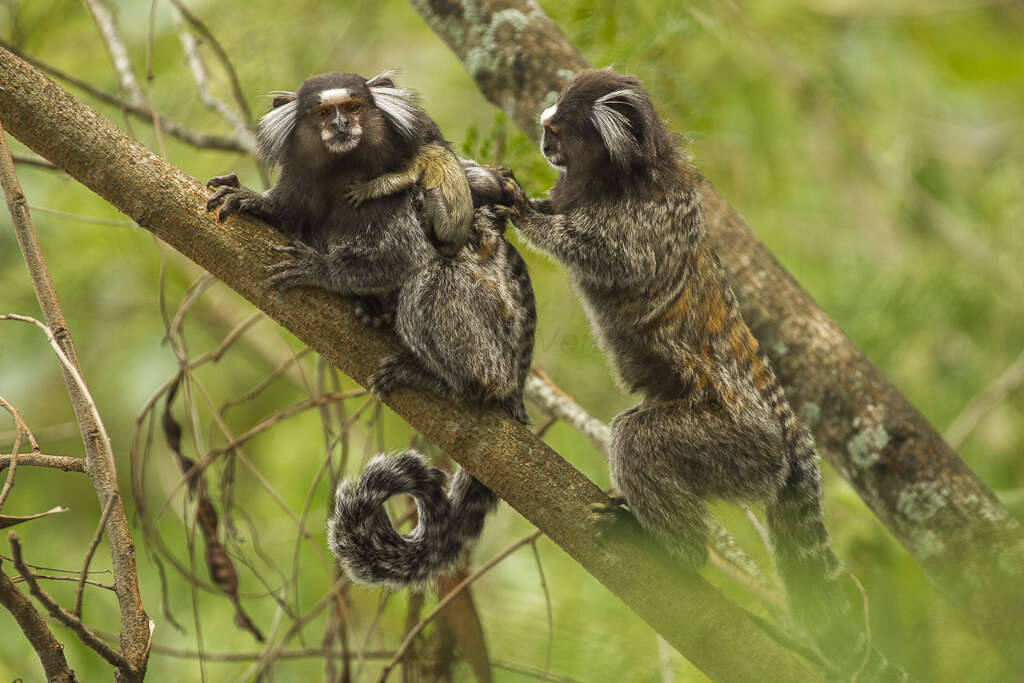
<box><xmin>607</xmin><ymin>398</ymin><xmax>788</xmax><ymax>566</ymax></box>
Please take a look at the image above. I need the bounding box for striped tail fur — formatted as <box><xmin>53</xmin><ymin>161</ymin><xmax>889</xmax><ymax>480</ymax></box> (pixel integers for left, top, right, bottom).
<box><xmin>764</xmin><ymin>380</ymin><xmax>911</xmax><ymax>680</ymax></box>
<box><xmin>328</xmin><ymin>450</ymin><xmax>497</xmax><ymax>588</ymax></box>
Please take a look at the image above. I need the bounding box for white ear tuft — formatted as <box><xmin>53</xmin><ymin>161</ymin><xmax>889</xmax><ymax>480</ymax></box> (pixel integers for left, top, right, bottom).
<box><xmin>540</xmin><ymin>105</ymin><xmax>558</xmax><ymax>126</ymax></box>
<box><xmin>256</xmin><ymin>92</ymin><xmax>298</xmax><ymax>167</ymax></box>
<box><xmin>367</xmin><ymin>72</ymin><xmax>421</xmax><ymax>144</ymax></box>
<box><xmin>592</xmin><ymin>88</ymin><xmax>644</xmax><ymax>168</ymax></box>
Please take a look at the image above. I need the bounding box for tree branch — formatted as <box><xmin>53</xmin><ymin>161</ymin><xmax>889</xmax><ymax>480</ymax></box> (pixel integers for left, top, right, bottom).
<box><xmin>0</xmin><ymin>47</ymin><xmax>817</xmax><ymax>683</ymax></box>
<box><xmin>0</xmin><ymin>118</ymin><xmax>150</xmax><ymax>680</ymax></box>
<box><xmin>0</xmin><ymin>561</ymin><xmax>78</xmax><ymax>683</ymax></box>
<box><xmin>403</xmin><ymin>0</ymin><xmax>1024</xmax><ymax>665</ymax></box>
<box><xmin>9</xmin><ymin>532</ymin><xmax>133</xmax><ymax>672</ymax></box>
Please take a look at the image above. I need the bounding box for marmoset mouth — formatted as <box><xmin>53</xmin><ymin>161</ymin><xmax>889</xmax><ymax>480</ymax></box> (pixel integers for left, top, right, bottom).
<box><xmin>324</xmin><ymin>130</ymin><xmax>361</xmax><ymax>155</ymax></box>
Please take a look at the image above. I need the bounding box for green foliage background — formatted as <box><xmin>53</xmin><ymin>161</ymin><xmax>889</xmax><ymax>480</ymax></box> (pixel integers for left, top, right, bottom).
<box><xmin>1</xmin><ymin>0</ymin><xmax>1023</xmax><ymax>681</ymax></box>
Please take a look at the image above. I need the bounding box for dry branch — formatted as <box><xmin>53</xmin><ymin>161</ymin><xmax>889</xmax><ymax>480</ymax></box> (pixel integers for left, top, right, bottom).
<box><xmin>0</xmin><ymin>119</ymin><xmax>149</xmax><ymax>681</ymax></box>
<box><xmin>404</xmin><ymin>0</ymin><xmax>1024</xmax><ymax>664</ymax></box>
<box><xmin>0</xmin><ymin>48</ymin><xmax>817</xmax><ymax>683</ymax></box>
<box><xmin>0</xmin><ymin>561</ymin><xmax>78</xmax><ymax>683</ymax></box>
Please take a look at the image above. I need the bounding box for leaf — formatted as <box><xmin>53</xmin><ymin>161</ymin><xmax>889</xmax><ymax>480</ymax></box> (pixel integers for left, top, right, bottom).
<box><xmin>0</xmin><ymin>506</ymin><xmax>69</xmax><ymax>529</ymax></box>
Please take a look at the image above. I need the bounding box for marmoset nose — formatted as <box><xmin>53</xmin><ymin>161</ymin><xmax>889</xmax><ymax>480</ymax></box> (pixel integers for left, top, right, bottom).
<box><xmin>331</xmin><ymin>114</ymin><xmax>349</xmax><ymax>134</ymax></box>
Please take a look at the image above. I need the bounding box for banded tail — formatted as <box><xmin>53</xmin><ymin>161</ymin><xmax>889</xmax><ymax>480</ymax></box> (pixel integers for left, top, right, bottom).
<box><xmin>328</xmin><ymin>450</ymin><xmax>497</xmax><ymax>588</ymax></box>
<box><xmin>764</xmin><ymin>380</ymin><xmax>911</xmax><ymax>680</ymax></box>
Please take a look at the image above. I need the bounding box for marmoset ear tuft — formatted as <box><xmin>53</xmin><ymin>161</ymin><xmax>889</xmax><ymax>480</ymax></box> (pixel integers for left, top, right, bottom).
<box><xmin>256</xmin><ymin>91</ymin><xmax>299</xmax><ymax>167</ymax></box>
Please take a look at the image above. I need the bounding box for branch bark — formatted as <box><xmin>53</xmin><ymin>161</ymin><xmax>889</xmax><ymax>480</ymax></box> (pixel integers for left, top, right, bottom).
<box><xmin>404</xmin><ymin>0</ymin><xmax>1024</xmax><ymax>665</ymax></box>
<box><xmin>0</xmin><ymin>561</ymin><xmax>78</xmax><ymax>683</ymax></box>
<box><xmin>0</xmin><ymin>49</ymin><xmax>817</xmax><ymax>682</ymax></box>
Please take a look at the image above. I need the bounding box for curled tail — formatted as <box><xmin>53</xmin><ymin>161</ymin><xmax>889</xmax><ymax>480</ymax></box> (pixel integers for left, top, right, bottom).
<box><xmin>328</xmin><ymin>450</ymin><xmax>497</xmax><ymax>588</ymax></box>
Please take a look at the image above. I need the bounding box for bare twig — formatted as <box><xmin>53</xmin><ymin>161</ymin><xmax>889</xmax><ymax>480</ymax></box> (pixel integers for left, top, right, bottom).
<box><xmin>222</xmin><ymin>347</ymin><xmax>312</xmax><ymax>413</ymax></box>
<box><xmin>0</xmin><ymin>41</ymin><xmax>247</xmax><ymax>153</ymax></box>
<box><xmin>12</xmin><ymin>153</ymin><xmax>58</xmax><ymax>170</ymax></box>
<box><xmin>73</xmin><ymin>493</ymin><xmax>119</xmax><ymax>617</ymax></box>
<box><xmin>208</xmin><ymin>390</ymin><xmax>368</xmax><ymax>457</ymax></box>
<box><xmin>0</xmin><ymin>453</ymin><xmax>78</xmax><ymax>473</ymax></box>
<box><xmin>526</xmin><ymin>369</ymin><xmax>610</xmax><ymax>456</ymax></box>
<box><xmin>14</xmin><ymin>574</ymin><xmax>115</xmax><ymax>591</ymax></box>
<box><xmin>529</xmin><ymin>538</ymin><xmax>554</xmax><ymax>675</ymax></box>
<box><xmin>10</xmin><ymin>531</ymin><xmax>133</xmax><ymax>671</ymax></box>
<box><xmin>0</xmin><ymin>562</ymin><xmax>78</xmax><ymax>683</ymax></box>
<box><xmin>0</xmin><ymin>396</ymin><xmax>27</xmax><ymax>510</ymax></box>
<box><xmin>376</xmin><ymin>530</ymin><xmax>544</xmax><ymax>683</ymax></box>
<box><xmin>0</xmin><ymin>315</ymin><xmax>114</xmax><ymax>462</ymax></box>
<box><xmin>80</xmin><ymin>0</ymin><xmax>145</xmax><ymax>107</ymax></box>
<box><xmin>169</xmin><ymin>0</ymin><xmax>257</xmax><ymax>152</ymax></box>
<box><xmin>0</xmin><ymin>506</ymin><xmax>69</xmax><ymax>529</ymax></box>
<box><xmin>945</xmin><ymin>347</ymin><xmax>1024</xmax><ymax>449</ymax></box>
<box><xmin>26</xmin><ymin>204</ymin><xmax>135</xmax><ymax>227</ymax></box>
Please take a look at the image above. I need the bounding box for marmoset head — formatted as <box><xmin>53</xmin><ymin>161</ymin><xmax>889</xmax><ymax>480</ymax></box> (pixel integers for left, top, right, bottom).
<box><xmin>540</xmin><ymin>69</ymin><xmax>672</xmax><ymax>176</ymax></box>
<box><xmin>256</xmin><ymin>71</ymin><xmax>429</xmax><ymax>170</ymax></box>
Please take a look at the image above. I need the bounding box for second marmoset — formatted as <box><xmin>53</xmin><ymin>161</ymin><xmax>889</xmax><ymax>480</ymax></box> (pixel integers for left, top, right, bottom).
<box><xmin>346</xmin><ymin>140</ymin><xmax>473</xmax><ymax>258</ymax></box>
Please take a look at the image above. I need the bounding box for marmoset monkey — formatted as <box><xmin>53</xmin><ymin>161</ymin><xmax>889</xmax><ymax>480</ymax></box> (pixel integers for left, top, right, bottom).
<box><xmin>204</xmin><ymin>71</ymin><xmax>535</xmax><ymax>588</ymax></box>
<box><xmin>498</xmin><ymin>69</ymin><xmax>906</xmax><ymax>679</ymax></box>
<box><xmin>346</xmin><ymin>140</ymin><xmax>473</xmax><ymax>258</ymax></box>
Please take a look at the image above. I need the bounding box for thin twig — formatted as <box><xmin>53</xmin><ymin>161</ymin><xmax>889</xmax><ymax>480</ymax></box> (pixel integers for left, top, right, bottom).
<box><xmin>9</xmin><ymin>532</ymin><xmax>133</xmax><ymax>671</ymax></box>
<box><xmin>526</xmin><ymin>369</ymin><xmax>610</xmax><ymax>456</ymax></box>
<box><xmin>376</xmin><ymin>530</ymin><xmax>544</xmax><ymax>683</ymax></box>
<box><xmin>208</xmin><ymin>390</ymin><xmax>368</xmax><ymax>457</ymax></box>
<box><xmin>28</xmin><ymin>204</ymin><xmax>135</xmax><ymax>228</ymax></box>
<box><xmin>11</xmin><ymin>153</ymin><xmax>58</xmax><ymax>170</ymax></box>
<box><xmin>0</xmin><ymin>41</ymin><xmax>247</xmax><ymax>153</ymax></box>
<box><xmin>0</xmin><ymin>397</ymin><xmax>26</xmax><ymax>510</ymax></box>
<box><xmin>13</xmin><ymin>574</ymin><xmax>115</xmax><ymax>591</ymax></box>
<box><xmin>1</xmin><ymin>315</ymin><xmax>115</xmax><ymax>466</ymax></box>
<box><xmin>0</xmin><ymin>561</ymin><xmax>78</xmax><ymax>682</ymax></box>
<box><xmin>529</xmin><ymin>537</ymin><xmax>554</xmax><ymax>675</ymax></box>
<box><xmin>169</xmin><ymin>0</ymin><xmax>257</xmax><ymax>153</ymax></box>
<box><xmin>222</xmin><ymin>348</ymin><xmax>312</xmax><ymax>413</ymax></box>
<box><xmin>80</xmin><ymin>0</ymin><xmax>145</xmax><ymax>107</ymax></box>
<box><xmin>73</xmin><ymin>492</ymin><xmax>119</xmax><ymax>617</ymax></box>
<box><xmin>945</xmin><ymin>347</ymin><xmax>1024</xmax><ymax>449</ymax></box>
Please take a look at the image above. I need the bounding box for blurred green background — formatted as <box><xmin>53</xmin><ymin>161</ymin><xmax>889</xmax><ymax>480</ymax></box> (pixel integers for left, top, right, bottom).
<box><xmin>2</xmin><ymin>0</ymin><xmax>1023</xmax><ymax>681</ymax></box>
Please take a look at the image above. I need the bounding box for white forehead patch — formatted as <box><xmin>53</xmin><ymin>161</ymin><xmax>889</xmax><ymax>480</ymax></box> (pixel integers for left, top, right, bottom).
<box><xmin>319</xmin><ymin>88</ymin><xmax>353</xmax><ymax>106</ymax></box>
<box><xmin>540</xmin><ymin>104</ymin><xmax>558</xmax><ymax>126</ymax></box>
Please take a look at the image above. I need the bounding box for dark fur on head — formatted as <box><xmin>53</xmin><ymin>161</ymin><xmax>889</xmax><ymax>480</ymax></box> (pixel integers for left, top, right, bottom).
<box><xmin>540</xmin><ymin>69</ymin><xmax>683</xmax><ymax>203</ymax></box>
<box><xmin>257</xmin><ymin>71</ymin><xmax>441</xmax><ymax>178</ymax></box>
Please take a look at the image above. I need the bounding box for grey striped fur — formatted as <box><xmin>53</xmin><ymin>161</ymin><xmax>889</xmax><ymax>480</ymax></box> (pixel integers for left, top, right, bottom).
<box><xmin>503</xmin><ymin>69</ymin><xmax>908</xmax><ymax>679</ymax></box>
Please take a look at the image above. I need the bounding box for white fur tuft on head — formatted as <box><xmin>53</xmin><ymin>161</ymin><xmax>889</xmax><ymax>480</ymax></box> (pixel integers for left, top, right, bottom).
<box><xmin>366</xmin><ymin>71</ymin><xmax>421</xmax><ymax>145</ymax></box>
<box><xmin>591</xmin><ymin>88</ymin><xmax>644</xmax><ymax>168</ymax></box>
<box><xmin>540</xmin><ymin>105</ymin><xmax>558</xmax><ymax>126</ymax></box>
<box><xmin>256</xmin><ymin>91</ymin><xmax>298</xmax><ymax>167</ymax></box>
